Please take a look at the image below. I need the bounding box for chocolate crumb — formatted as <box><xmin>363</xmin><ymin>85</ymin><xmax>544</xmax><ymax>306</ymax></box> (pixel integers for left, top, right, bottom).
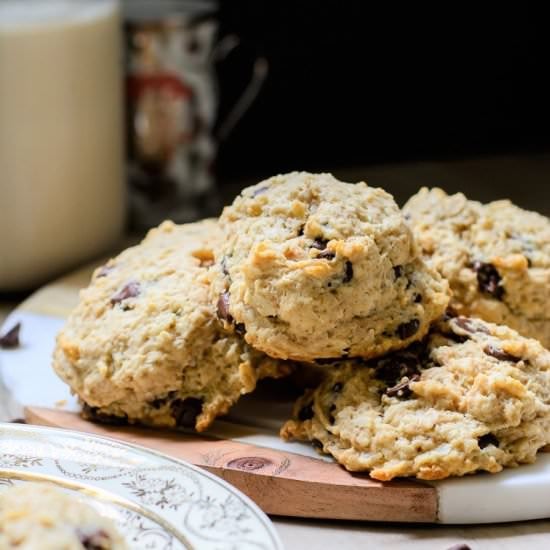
<box><xmin>297</xmin><ymin>225</ymin><xmax>305</xmax><ymax>237</ymax></box>
<box><xmin>78</xmin><ymin>529</ymin><xmax>111</xmax><ymax>550</ymax></box>
<box><xmin>483</xmin><ymin>344</ymin><xmax>521</xmax><ymax>363</ymax></box>
<box><xmin>446</xmin><ymin>544</ymin><xmax>472</xmax><ymax>550</ymax></box>
<box><xmin>414</xmin><ymin>293</ymin><xmax>423</xmax><ymax>303</ymax></box>
<box><xmin>478</xmin><ymin>433</ymin><xmax>499</xmax><ymax>449</ymax></box>
<box><xmin>393</xmin><ymin>265</ymin><xmax>403</xmax><ymax>278</ymax></box>
<box><xmin>332</xmin><ymin>382</ymin><xmax>343</xmax><ymax>393</ymax></box>
<box><xmin>311</xmin><ymin>438</ymin><xmax>323</xmax><ymax>450</ymax></box>
<box><xmin>386</xmin><ymin>374</ymin><xmax>420</xmax><ymax>398</ymax></box>
<box><xmin>472</xmin><ymin>261</ymin><xmax>504</xmax><ymax>300</ymax></box>
<box><xmin>298</xmin><ymin>403</ymin><xmax>314</xmax><ymax>421</ymax></box>
<box><xmin>397</xmin><ymin>319</ymin><xmax>420</xmax><ymax>340</ymax></box>
<box><xmin>0</xmin><ymin>322</ymin><xmax>21</xmax><ymax>349</ymax></box>
<box><xmin>110</xmin><ymin>281</ymin><xmax>140</xmax><ymax>305</ymax></box>
<box><xmin>343</xmin><ymin>261</ymin><xmax>353</xmax><ymax>283</ymax></box>
<box><xmin>171</xmin><ymin>397</ymin><xmax>204</xmax><ymax>428</ymax></box>
<box><xmin>234</xmin><ymin>322</ymin><xmax>246</xmax><ymax>336</ymax></box>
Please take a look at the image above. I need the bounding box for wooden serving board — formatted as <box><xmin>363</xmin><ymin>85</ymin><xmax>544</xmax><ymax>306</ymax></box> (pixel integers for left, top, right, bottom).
<box><xmin>3</xmin><ymin>261</ymin><xmax>550</xmax><ymax>524</ymax></box>
<box><xmin>24</xmin><ymin>406</ymin><xmax>436</xmax><ymax>522</ymax></box>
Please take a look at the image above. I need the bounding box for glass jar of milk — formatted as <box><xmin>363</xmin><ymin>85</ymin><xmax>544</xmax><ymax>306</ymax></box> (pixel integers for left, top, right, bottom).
<box><xmin>0</xmin><ymin>0</ymin><xmax>125</xmax><ymax>290</ymax></box>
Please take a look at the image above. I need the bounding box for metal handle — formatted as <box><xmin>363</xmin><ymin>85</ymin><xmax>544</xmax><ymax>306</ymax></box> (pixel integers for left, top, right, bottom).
<box><xmin>213</xmin><ymin>34</ymin><xmax>269</xmax><ymax>142</ymax></box>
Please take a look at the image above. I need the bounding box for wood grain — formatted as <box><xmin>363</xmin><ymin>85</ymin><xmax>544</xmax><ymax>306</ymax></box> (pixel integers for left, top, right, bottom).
<box><xmin>25</xmin><ymin>406</ymin><xmax>438</xmax><ymax>523</ymax></box>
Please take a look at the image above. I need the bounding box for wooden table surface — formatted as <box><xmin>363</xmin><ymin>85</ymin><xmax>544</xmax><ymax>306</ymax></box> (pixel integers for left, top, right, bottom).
<box><xmin>2</xmin><ymin>154</ymin><xmax>550</xmax><ymax>548</ymax></box>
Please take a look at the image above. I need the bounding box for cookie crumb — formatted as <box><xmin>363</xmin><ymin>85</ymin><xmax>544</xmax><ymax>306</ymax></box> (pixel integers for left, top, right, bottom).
<box><xmin>0</xmin><ymin>321</ymin><xmax>21</xmax><ymax>349</ymax></box>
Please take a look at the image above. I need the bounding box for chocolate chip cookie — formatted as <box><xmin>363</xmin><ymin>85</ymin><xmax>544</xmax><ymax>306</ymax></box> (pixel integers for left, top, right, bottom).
<box><xmin>0</xmin><ymin>483</ymin><xmax>126</xmax><ymax>549</ymax></box>
<box><xmin>281</xmin><ymin>315</ymin><xmax>550</xmax><ymax>480</ymax></box>
<box><xmin>53</xmin><ymin>220</ymin><xmax>291</xmax><ymax>432</ymax></box>
<box><xmin>404</xmin><ymin>187</ymin><xmax>550</xmax><ymax>347</ymax></box>
<box><xmin>214</xmin><ymin>172</ymin><xmax>449</xmax><ymax>361</ymax></box>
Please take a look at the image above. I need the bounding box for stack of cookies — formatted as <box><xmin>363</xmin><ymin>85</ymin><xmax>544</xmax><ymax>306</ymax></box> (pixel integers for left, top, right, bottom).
<box><xmin>53</xmin><ymin>172</ymin><xmax>550</xmax><ymax>481</ymax></box>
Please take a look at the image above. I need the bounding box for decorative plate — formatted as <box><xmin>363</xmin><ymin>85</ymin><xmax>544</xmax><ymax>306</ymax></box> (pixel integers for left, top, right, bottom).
<box><xmin>0</xmin><ymin>423</ymin><xmax>283</xmax><ymax>550</ymax></box>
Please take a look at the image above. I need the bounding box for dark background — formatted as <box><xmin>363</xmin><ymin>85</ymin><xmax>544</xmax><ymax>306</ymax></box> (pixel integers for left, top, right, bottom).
<box><xmin>216</xmin><ymin>2</ymin><xmax>549</xmax><ymax>210</ymax></box>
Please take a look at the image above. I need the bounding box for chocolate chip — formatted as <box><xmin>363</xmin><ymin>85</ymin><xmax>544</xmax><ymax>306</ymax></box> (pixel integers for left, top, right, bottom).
<box><xmin>478</xmin><ymin>433</ymin><xmax>499</xmax><ymax>449</ymax></box>
<box><xmin>328</xmin><ymin>403</ymin><xmax>336</xmax><ymax>424</ymax></box>
<box><xmin>454</xmin><ymin>317</ymin><xmax>490</xmax><ymax>334</ymax></box>
<box><xmin>443</xmin><ymin>331</ymin><xmax>469</xmax><ymax>344</ymax></box>
<box><xmin>332</xmin><ymin>382</ymin><xmax>343</xmax><ymax>392</ymax></box>
<box><xmin>298</xmin><ymin>403</ymin><xmax>314</xmax><ymax>421</ymax></box>
<box><xmin>446</xmin><ymin>545</ymin><xmax>472</xmax><ymax>550</ymax></box>
<box><xmin>393</xmin><ymin>265</ymin><xmax>403</xmax><ymax>278</ymax></box>
<box><xmin>0</xmin><ymin>322</ymin><xmax>21</xmax><ymax>349</ymax></box>
<box><xmin>221</xmin><ymin>256</ymin><xmax>229</xmax><ymax>276</ymax></box>
<box><xmin>472</xmin><ymin>261</ymin><xmax>504</xmax><ymax>300</ymax></box>
<box><xmin>397</xmin><ymin>318</ymin><xmax>420</xmax><ymax>339</ymax></box>
<box><xmin>216</xmin><ymin>292</ymin><xmax>246</xmax><ymax>336</ymax></box>
<box><xmin>96</xmin><ymin>265</ymin><xmax>114</xmax><ymax>278</ymax></box>
<box><xmin>81</xmin><ymin>403</ymin><xmax>127</xmax><ymax>426</ymax></box>
<box><xmin>311</xmin><ymin>237</ymin><xmax>328</xmax><ymax>250</ymax></box>
<box><xmin>343</xmin><ymin>261</ymin><xmax>353</xmax><ymax>283</ymax></box>
<box><xmin>443</xmin><ymin>307</ymin><xmax>459</xmax><ymax>320</ymax></box>
<box><xmin>375</xmin><ymin>350</ymin><xmax>422</xmax><ymax>385</ymax></box>
<box><xmin>318</xmin><ymin>249</ymin><xmax>336</xmax><ymax>260</ymax></box>
<box><xmin>110</xmin><ymin>281</ymin><xmax>140</xmax><ymax>305</ymax></box>
<box><xmin>386</xmin><ymin>374</ymin><xmax>420</xmax><ymax>398</ymax></box>
<box><xmin>311</xmin><ymin>438</ymin><xmax>323</xmax><ymax>450</ymax></box>
<box><xmin>149</xmin><ymin>391</ymin><xmax>177</xmax><ymax>409</ymax></box>
<box><xmin>314</xmin><ymin>357</ymin><xmax>339</xmax><ymax>365</ymax></box>
<box><xmin>252</xmin><ymin>186</ymin><xmax>268</xmax><ymax>197</ymax></box>
<box><xmin>414</xmin><ymin>293</ymin><xmax>423</xmax><ymax>303</ymax></box>
<box><xmin>78</xmin><ymin>529</ymin><xmax>111</xmax><ymax>550</ymax></box>
<box><xmin>483</xmin><ymin>344</ymin><xmax>521</xmax><ymax>363</ymax></box>
<box><xmin>216</xmin><ymin>292</ymin><xmax>232</xmax><ymax>322</ymax></box>
<box><xmin>171</xmin><ymin>397</ymin><xmax>203</xmax><ymax>428</ymax></box>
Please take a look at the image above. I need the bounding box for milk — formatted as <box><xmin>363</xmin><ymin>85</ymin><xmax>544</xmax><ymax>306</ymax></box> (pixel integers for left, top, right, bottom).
<box><xmin>0</xmin><ymin>0</ymin><xmax>125</xmax><ymax>290</ymax></box>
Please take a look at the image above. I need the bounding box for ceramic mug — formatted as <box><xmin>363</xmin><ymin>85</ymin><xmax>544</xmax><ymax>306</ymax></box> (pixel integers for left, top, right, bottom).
<box><xmin>0</xmin><ymin>0</ymin><xmax>125</xmax><ymax>291</ymax></box>
<box><xmin>124</xmin><ymin>0</ymin><xmax>268</xmax><ymax>229</ymax></box>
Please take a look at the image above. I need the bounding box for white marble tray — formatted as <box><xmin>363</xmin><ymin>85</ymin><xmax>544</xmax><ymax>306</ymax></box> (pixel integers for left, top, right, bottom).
<box><xmin>2</xmin><ymin>309</ymin><xmax>550</xmax><ymax>524</ymax></box>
